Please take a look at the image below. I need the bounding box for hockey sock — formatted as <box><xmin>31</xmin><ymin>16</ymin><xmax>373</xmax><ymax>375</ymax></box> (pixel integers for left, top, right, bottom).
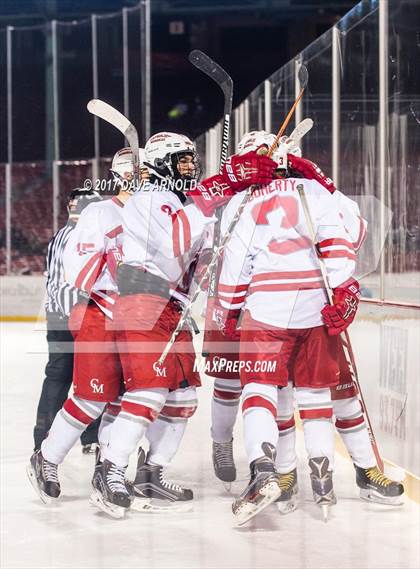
<box><xmin>211</xmin><ymin>378</ymin><xmax>241</xmax><ymax>443</ymax></box>
<box><xmin>333</xmin><ymin>397</ymin><xmax>376</xmax><ymax>468</ymax></box>
<box><xmin>146</xmin><ymin>387</ymin><xmax>198</xmax><ymax>467</ymax></box>
<box><xmin>242</xmin><ymin>382</ymin><xmax>279</xmax><ymax>465</ymax></box>
<box><xmin>276</xmin><ymin>383</ymin><xmax>298</xmax><ymax>473</ymax></box>
<box><xmin>296</xmin><ymin>387</ymin><xmax>335</xmax><ymax>467</ymax></box>
<box><xmin>98</xmin><ymin>397</ymin><xmax>122</xmax><ymax>455</ymax></box>
<box><xmin>41</xmin><ymin>396</ymin><xmax>106</xmax><ymax>464</ymax></box>
<box><xmin>103</xmin><ymin>388</ymin><xmax>168</xmax><ymax>468</ymax></box>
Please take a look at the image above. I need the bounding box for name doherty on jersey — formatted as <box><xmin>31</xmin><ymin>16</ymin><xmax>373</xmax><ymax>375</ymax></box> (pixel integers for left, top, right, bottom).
<box><xmin>193</xmin><ymin>358</ymin><xmax>277</xmax><ymax>375</ymax></box>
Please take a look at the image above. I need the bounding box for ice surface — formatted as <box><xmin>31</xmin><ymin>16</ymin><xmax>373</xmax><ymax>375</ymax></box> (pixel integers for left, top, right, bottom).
<box><xmin>1</xmin><ymin>322</ymin><xmax>419</xmax><ymax>569</ymax></box>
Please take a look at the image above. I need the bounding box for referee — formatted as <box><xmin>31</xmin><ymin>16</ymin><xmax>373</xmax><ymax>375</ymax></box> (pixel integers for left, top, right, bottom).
<box><xmin>33</xmin><ymin>188</ymin><xmax>102</xmax><ymax>452</ymax></box>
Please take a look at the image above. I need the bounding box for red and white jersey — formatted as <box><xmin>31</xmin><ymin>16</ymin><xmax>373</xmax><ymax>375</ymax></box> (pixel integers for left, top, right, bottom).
<box><xmin>333</xmin><ymin>191</ymin><xmax>367</xmax><ymax>253</ymax></box>
<box><xmin>121</xmin><ymin>185</ymin><xmax>215</xmax><ymax>304</ymax></box>
<box><xmin>63</xmin><ymin>196</ymin><xmax>125</xmax><ymax>319</ymax></box>
<box><xmin>217</xmin><ymin>178</ymin><xmax>356</xmax><ymax>329</ymax></box>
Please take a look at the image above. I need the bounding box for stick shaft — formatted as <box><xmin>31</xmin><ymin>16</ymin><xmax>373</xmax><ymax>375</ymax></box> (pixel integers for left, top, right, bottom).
<box><xmin>297</xmin><ymin>183</ymin><xmax>384</xmax><ymax>472</ymax></box>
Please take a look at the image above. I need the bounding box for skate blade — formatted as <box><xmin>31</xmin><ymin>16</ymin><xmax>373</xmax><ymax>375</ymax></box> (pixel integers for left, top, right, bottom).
<box><xmin>276</xmin><ymin>497</ymin><xmax>298</xmax><ymax>515</ymax></box>
<box><xmin>234</xmin><ymin>480</ymin><xmax>281</xmax><ymax>527</ymax></box>
<box><xmin>222</xmin><ymin>482</ymin><xmax>233</xmax><ymax>493</ymax></box>
<box><xmin>276</xmin><ymin>485</ymin><xmax>298</xmax><ymax>515</ymax></box>
<box><xmin>359</xmin><ymin>488</ymin><xmax>404</xmax><ymax>506</ymax></box>
<box><xmin>321</xmin><ymin>504</ymin><xmax>330</xmax><ymax>523</ymax></box>
<box><xmin>131</xmin><ymin>497</ymin><xmax>193</xmax><ymax>514</ymax></box>
<box><xmin>26</xmin><ymin>464</ymin><xmax>58</xmax><ymax>505</ymax></box>
<box><xmin>89</xmin><ymin>490</ymin><xmax>127</xmax><ymax>519</ymax></box>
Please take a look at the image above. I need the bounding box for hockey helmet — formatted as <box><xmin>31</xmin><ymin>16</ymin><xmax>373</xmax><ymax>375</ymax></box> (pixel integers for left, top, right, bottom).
<box><xmin>237</xmin><ymin>130</ymin><xmax>301</xmax><ymax>171</ymax></box>
<box><xmin>144</xmin><ymin>132</ymin><xmax>199</xmax><ymax>185</ymax></box>
<box><xmin>67</xmin><ymin>189</ymin><xmax>102</xmax><ymax>221</ymax></box>
<box><xmin>110</xmin><ymin>146</ymin><xmax>145</xmax><ymax>189</ymax></box>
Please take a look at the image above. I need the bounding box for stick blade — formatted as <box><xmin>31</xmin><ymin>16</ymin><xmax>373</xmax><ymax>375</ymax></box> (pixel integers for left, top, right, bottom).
<box><xmin>289</xmin><ymin>118</ymin><xmax>313</xmax><ymax>142</ymax></box>
<box><xmin>188</xmin><ymin>50</ymin><xmax>233</xmax><ymax>100</ymax></box>
<box><xmin>87</xmin><ymin>99</ymin><xmax>131</xmax><ymax>137</ymax></box>
<box><xmin>298</xmin><ymin>64</ymin><xmax>309</xmax><ymax>89</ymax></box>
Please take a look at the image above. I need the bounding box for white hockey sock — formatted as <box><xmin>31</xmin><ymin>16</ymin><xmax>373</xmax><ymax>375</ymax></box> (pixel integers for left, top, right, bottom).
<box><xmin>296</xmin><ymin>387</ymin><xmax>335</xmax><ymax>468</ymax></box>
<box><xmin>333</xmin><ymin>397</ymin><xmax>376</xmax><ymax>468</ymax></box>
<box><xmin>146</xmin><ymin>418</ymin><xmax>187</xmax><ymax>467</ymax></box>
<box><xmin>98</xmin><ymin>398</ymin><xmax>122</xmax><ymax>455</ymax></box>
<box><xmin>41</xmin><ymin>396</ymin><xmax>105</xmax><ymax>465</ymax></box>
<box><xmin>103</xmin><ymin>388</ymin><xmax>168</xmax><ymax>468</ymax></box>
<box><xmin>211</xmin><ymin>378</ymin><xmax>241</xmax><ymax>443</ymax></box>
<box><xmin>276</xmin><ymin>383</ymin><xmax>297</xmax><ymax>473</ymax></box>
<box><xmin>146</xmin><ymin>387</ymin><xmax>198</xmax><ymax>467</ymax></box>
<box><xmin>242</xmin><ymin>382</ymin><xmax>279</xmax><ymax>465</ymax></box>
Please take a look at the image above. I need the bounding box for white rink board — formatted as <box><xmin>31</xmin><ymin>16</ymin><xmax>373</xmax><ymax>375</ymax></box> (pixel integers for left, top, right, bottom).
<box><xmin>1</xmin><ymin>322</ymin><xmax>419</xmax><ymax>569</ymax></box>
<box><xmin>349</xmin><ymin>304</ymin><xmax>420</xmax><ymax>477</ymax></box>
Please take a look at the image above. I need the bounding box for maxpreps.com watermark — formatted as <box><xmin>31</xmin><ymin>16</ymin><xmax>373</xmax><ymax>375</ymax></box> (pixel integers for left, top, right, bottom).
<box><xmin>194</xmin><ymin>358</ymin><xmax>277</xmax><ymax>374</ymax></box>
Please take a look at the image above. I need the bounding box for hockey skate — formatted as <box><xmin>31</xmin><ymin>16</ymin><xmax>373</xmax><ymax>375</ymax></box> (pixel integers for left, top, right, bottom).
<box><xmin>90</xmin><ymin>459</ymin><xmax>131</xmax><ymax>519</ymax></box>
<box><xmin>82</xmin><ymin>443</ymin><xmax>99</xmax><ymax>455</ymax></box>
<box><xmin>309</xmin><ymin>457</ymin><xmax>336</xmax><ymax>522</ymax></box>
<box><xmin>130</xmin><ymin>448</ymin><xmax>194</xmax><ymax>513</ymax></box>
<box><xmin>26</xmin><ymin>450</ymin><xmax>60</xmax><ymax>504</ymax></box>
<box><xmin>212</xmin><ymin>439</ymin><xmax>236</xmax><ymax>491</ymax></box>
<box><xmin>232</xmin><ymin>443</ymin><xmax>282</xmax><ymax>527</ymax></box>
<box><xmin>276</xmin><ymin>468</ymin><xmax>298</xmax><ymax>515</ymax></box>
<box><xmin>355</xmin><ymin>465</ymin><xmax>404</xmax><ymax>506</ymax></box>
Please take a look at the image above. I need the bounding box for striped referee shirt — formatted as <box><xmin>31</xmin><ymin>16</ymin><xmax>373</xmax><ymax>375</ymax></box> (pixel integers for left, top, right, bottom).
<box><xmin>45</xmin><ymin>223</ymin><xmax>80</xmax><ymax>317</ymax></box>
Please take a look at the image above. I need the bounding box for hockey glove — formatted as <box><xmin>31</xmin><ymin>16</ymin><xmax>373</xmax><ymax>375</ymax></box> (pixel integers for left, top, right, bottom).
<box><xmin>188</xmin><ymin>150</ymin><xmax>277</xmax><ymax>217</ymax></box>
<box><xmin>222</xmin><ymin>149</ymin><xmax>277</xmax><ymax>192</ymax></box>
<box><xmin>214</xmin><ymin>303</ymin><xmax>241</xmax><ymax>341</ymax></box>
<box><xmin>287</xmin><ymin>154</ymin><xmax>336</xmax><ymax>194</ymax></box>
<box><xmin>187</xmin><ymin>174</ymin><xmax>234</xmax><ymax>217</ymax></box>
<box><xmin>321</xmin><ymin>278</ymin><xmax>360</xmax><ymax>335</ymax></box>
<box><xmin>106</xmin><ymin>246</ymin><xmax>123</xmax><ymax>282</ymax></box>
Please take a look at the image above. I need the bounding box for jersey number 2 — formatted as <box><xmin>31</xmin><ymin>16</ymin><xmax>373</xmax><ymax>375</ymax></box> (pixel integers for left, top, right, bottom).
<box><xmin>251</xmin><ymin>195</ymin><xmax>311</xmax><ymax>255</ymax></box>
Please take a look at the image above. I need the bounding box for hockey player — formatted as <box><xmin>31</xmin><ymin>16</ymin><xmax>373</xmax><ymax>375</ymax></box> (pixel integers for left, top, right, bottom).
<box><xmin>210</xmin><ymin>131</ymin><xmax>403</xmax><ymax>517</ymax></box>
<box><xmin>90</xmin><ymin>131</ymin><xmax>278</xmax><ymax>516</ymax></box>
<box><xmin>208</xmin><ymin>130</ymin><xmax>308</xmax><ymax>487</ymax></box>
<box><xmin>27</xmin><ymin>147</ymin><xmax>137</xmax><ymax>504</ymax></box>
<box><xmin>214</xmin><ymin>136</ymin><xmax>360</xmax><ymax>525</ymax></box>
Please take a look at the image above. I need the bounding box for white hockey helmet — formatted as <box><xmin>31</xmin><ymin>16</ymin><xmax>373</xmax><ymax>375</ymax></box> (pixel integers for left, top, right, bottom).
<box><xmin>144</xmin><ymin>132</ymin><xmax>199</xmax><ymax>183</ymax></box>
<box><xmin>110</xmin><ymin>146</ymin><xmax>145</xmax><ymax>190</ymax></box>
<box><xmin>237</xmin><ymin>130</ymin><xmax>301</xmax><ymax>171</ymax></box>
<box><xmin>237</xmin><ymin>130</ymin><xmax>276</xmax><ymax>155</ymax></box>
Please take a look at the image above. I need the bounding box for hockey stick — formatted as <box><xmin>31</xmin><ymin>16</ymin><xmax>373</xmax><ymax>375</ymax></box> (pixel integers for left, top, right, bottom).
<box><xmin>296</xmin><ymin>182</ymin><xmax>384</xmax><ymax>472</ymax></box>
<box><xmin>188</xmin><ymin>50</ymin><xmax>234</xmax><ymax>356</ymax></box>
<box><xmin>87</xmin><ymin>99</ymin><xmax>140</xmax><ymax>190</ymax></box>
<box><xmin>189</xmin><ymin>50</ymin><xmax>233</xmax><ymax>171</ymax></box>
<box><xmin>158</xmin><ymin>66</ymin><xmax>309</xmax><ymax>365</ymax></box>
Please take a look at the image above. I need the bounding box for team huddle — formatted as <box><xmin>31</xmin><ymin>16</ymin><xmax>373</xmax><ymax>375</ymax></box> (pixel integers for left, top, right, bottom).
<box><xmin>27</xmin><ymin>126</ymin><xmax>404</xmax><ymax>525</ymax></box>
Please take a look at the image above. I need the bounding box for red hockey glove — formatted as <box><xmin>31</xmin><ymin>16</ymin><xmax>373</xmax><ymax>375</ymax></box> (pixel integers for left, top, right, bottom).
<box><xmin>287</xmin><ymin>154</ymin><xmax>336</xmax><ymax>193</ymax></box>
<box><xmin>214</xmin><ymin>304</ymin><xmax>241</xmax><ymax>341</ymax></box>
<box><xmin>222</xmin><ymin>149</ymin><xmax>277</xmax><ymax>192</ymax></box>
<box><xmin>187</xmin><ymin>174</ymin><xmax>234</xmax><ymax>217</ymax></box>
<box><xmin>321</xmin><ymin>278</ymin><xmax>360</xmax><ymax>335</ymax></box>
<box><xmin>188</xmin><ymin>150</ymin><xmax>277</xmax><ymax>217</ymax></box>
<box><xmin>106</xmin><ymin>246</ymin><xmax>123</xmax><ymax>282</ymax></box>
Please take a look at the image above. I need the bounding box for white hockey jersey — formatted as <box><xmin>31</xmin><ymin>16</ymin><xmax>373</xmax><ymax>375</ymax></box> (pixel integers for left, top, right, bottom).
<box><xmin>121</xmin><ymin>185</ymin><xmax>215</xmax><ymax>304</ymax></box>
<box><xmin>63</xmin><ymin>196</ymin><xmax>125</xmax><ymax>319</ymax></box>
<box><xmin>217</xmin><ymin>178</ymin><xmax>357</xmax><ymax>329</ymax></box>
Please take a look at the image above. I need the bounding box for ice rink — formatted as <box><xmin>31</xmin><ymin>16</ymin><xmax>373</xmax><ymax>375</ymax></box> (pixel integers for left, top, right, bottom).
<box><xmin>1</xmin><ymin>322</ymin><xmax>419</xmax><ymax>569</ymax></box>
